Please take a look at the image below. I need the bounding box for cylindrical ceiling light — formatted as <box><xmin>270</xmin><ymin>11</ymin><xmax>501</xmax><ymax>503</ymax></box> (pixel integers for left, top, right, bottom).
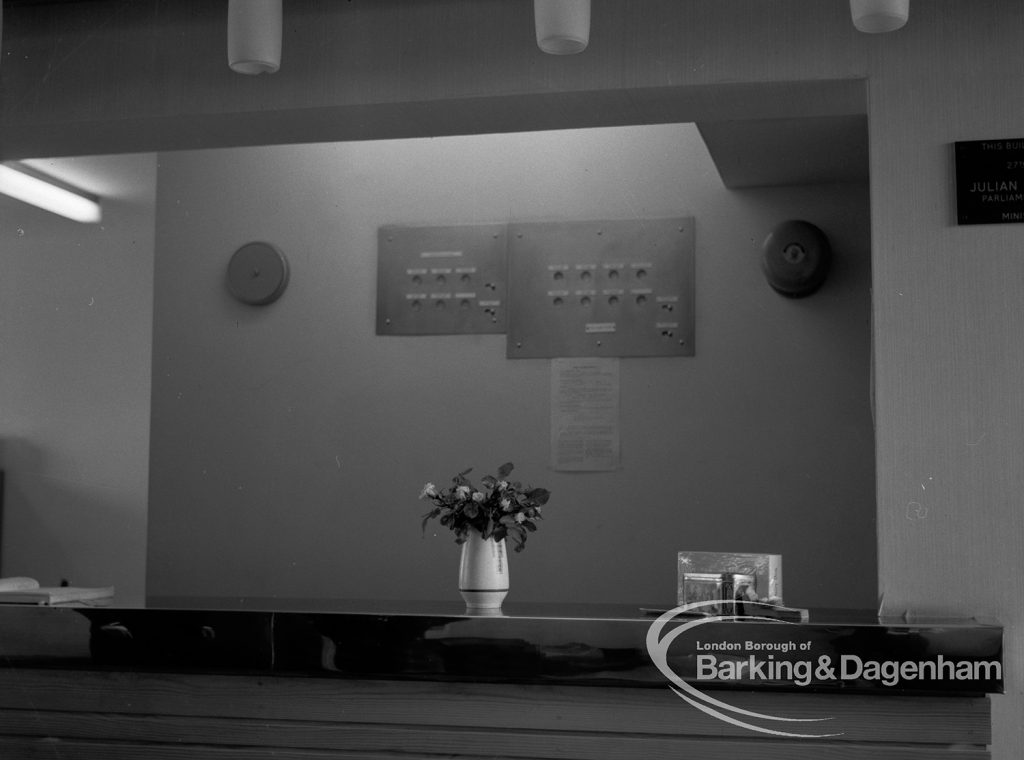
<box><xmin>227</xmin><ymin>0</ymin><xmax>282</xmax><ymax>74</ymax></box>
<box><xmin>850</xmin><ymin>0</ymin><xmax>909</xmax><ymax>33</ymax></box>
<box><xmin>534</xmin><ymin>0</ymin><xmax>590</xmax><ymax>55</ymax></box>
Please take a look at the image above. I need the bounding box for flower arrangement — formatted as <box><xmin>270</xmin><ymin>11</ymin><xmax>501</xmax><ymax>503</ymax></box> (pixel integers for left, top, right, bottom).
<box><xmin>420</xmin><ymin>462</ymin><xmax>551</xmax><ymax>552</ymax></box>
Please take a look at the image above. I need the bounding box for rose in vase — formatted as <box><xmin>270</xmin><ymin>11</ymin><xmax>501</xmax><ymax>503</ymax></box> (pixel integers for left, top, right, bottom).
<box><xmin>420</xmin><ymin>462</ymin><xmax>550</xmax><ymax>552</ymax></box>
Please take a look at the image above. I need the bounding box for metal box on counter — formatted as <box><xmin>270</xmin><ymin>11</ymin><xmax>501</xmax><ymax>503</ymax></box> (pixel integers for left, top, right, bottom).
<box><xmin>677</xmin><ymin>551</ymin><xmax>783</xmax><ymax>608</ymax></box>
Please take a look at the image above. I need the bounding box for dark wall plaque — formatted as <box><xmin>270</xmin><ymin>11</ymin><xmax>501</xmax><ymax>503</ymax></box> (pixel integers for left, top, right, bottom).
<box><xmin>955</xmin><ymin>139</ymin><xmax>1024</xmax><ymax>225</ymax></box>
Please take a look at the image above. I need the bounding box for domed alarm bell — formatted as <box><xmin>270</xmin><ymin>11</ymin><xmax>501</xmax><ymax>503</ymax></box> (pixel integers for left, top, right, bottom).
<box><xmin>761</xmin><ymin>220</ymin><xmax>831</xmax><ymax>298</ymax></box>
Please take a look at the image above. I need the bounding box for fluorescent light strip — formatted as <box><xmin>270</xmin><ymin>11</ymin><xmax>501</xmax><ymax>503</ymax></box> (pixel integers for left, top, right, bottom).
<box><xmin>0</xmin><ymin>163</ymin><xmax>102</xmax><ymax>223</ymax></box>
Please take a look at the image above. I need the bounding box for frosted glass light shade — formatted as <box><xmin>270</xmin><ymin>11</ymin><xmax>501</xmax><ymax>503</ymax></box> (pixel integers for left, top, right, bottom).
<box><xmin>227</xmin><ymin>0</ymin><xmax>282</xmax><ymax>74</ymax></box>
<box><xmin>0</xmin><ymin>164</ymin><xmax>101</xmax><ymax>223</ymax></box>
<box><xmin>534</xmin><ymin>0</ymin><xmax>590</xmax><ymax>55</ymax></box>
<box><xmin>850</xmin><ymin>0</ymin><xmax>909</xmax><ymax>33</ymax></box>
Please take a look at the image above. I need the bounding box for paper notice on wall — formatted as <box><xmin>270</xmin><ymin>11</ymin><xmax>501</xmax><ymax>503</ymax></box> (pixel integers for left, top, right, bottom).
<box><xmin>550</xmin><ymin>358</ymin><xmax>620</xmax><ymax>471</ymax></box>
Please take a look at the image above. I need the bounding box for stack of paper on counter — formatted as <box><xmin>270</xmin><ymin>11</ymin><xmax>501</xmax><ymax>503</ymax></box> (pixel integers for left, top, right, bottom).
<box><xmin>0</xmin><ymin>577</ymin><xmax>114</xmax><ymax>605</ymax></box>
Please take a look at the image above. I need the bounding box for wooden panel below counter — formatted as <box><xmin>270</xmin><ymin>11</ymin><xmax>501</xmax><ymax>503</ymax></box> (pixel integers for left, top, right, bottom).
<box><xmin>0</xmin><ymin>668</ymin><xmax>991</xmax><ymax>759</ymax></box>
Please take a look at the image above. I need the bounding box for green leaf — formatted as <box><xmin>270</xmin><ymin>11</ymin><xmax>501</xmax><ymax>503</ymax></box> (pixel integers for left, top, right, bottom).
<box><xmin>527</xmin><ymin>488</ymin><xmax>550</xmax><ymax>505</ymax></box>
<box><xmin>420</xmin><ymin>511</ymin><xmax>437</xmax><ymax>534</ymax></box>
<box><xmin>497</xmin><ymin>462</ymin><xmax>514</xmax><ymax>479</ymax></box>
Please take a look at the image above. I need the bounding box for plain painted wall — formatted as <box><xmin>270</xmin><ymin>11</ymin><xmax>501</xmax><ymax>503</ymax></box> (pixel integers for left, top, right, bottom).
<box><xmin>0</xmin><ymin>154</ymin><xmax>155</xmax><ymax>604</ymax></box>
<box><xmin>147</xmin><ymin>124</ymin><xmax>875</xmax><ymax>608</ymax></box>
<box><xmin>865</xmin><ymin>5</ymin><xmax>1024</xmax><ymax>750</ymax></box>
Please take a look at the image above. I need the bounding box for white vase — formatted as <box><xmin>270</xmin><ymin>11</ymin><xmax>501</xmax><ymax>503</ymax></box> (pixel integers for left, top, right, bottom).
<box><xmin>458</xmin><ymin>529</ymin><xmax>509</xmax><ymax>612</ymax></box>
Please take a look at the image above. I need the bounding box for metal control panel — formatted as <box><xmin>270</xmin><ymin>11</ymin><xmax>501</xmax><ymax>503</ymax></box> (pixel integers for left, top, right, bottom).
<box><xmin>376</xmin><ymin>224</ymin><xmax>507</xmax><ymax>335</ymax></box>
<box><xmin>506</xmin><ymin>218</ymin><xmax>695</xmax><ymax>358</ymax></box>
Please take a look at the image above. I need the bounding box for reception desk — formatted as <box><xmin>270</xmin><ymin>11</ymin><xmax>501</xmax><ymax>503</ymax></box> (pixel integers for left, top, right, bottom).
<box><xmin>0</xmin><ymin>598</ymin><xmax>1003</xmax><ymax>759</ymax></box>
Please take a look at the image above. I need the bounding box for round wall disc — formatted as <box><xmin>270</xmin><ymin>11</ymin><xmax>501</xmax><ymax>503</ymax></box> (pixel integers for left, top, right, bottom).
<box><xmin>226</xmin><ymin>242</ymin><xmax>289</xmax><ymax>305</ymax></box>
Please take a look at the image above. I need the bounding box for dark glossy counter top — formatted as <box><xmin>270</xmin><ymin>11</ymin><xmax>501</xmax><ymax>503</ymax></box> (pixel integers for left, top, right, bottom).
<box><xmin>0</xmin><ymin>598</ymin><xmax>1003</xmax><ymax>695</ymax></box>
